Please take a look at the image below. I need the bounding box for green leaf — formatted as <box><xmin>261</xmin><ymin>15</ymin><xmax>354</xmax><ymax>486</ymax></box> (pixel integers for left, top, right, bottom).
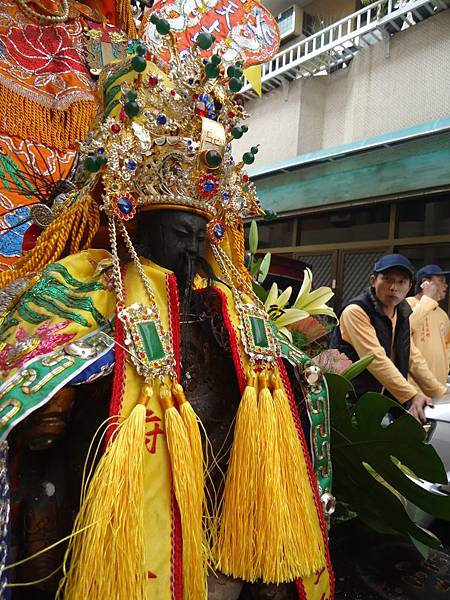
<box><xmin>249</xmin><ymin>220</ymin><xmax>258</xmax><ymax>255</ymax></box>
<box><xmin>341</xmin><ymin>354</ymin><xmax>374</xmax><ymax>381</ymax></box>
<box><xmin>409</xmin><ymin>535</ymin><xmax>431</xmax><ymax>560</ymax></box>
<box><xmin>252</xmin><ymin>280</ymin><xmax>268</xmax><ymax>302</ymax></box>
<box><xmin>257</xmin><ymin>252</ymin><xmax>271</xmax><ymax>283</ymax></box>
<box><xmin>249</xmin><ymin>257</ymin><xmax>262</xmax><ymax>277</ymax></box>
<box><xmin>327</xmin><ymin>373</ymin><xmax>450</xmax><ymax>548</ymax></box>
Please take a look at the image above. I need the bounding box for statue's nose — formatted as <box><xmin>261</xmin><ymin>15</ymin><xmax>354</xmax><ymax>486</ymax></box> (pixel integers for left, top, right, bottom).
<box><xmin>186</xmin><ymin>239</ymin><xmax>200</xmax><ymax>257</ymax></box>
<box><xmin>189</xmin><ymin>236</ymin><xmax>204</xmax><ymax>256</ymax></box>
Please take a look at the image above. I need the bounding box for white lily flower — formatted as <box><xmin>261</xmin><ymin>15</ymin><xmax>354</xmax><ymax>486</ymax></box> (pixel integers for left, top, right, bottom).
<box><xmin>264</xmin><ymin>283</ymin><xmax>309</xmax><ymax>341</ymax></box>
<box><xmin>293</xmin><ymin>268</ymin><xmax>338</xmax><ymax>321</ymax></box>
<box><xmin>263</xmin><ymin>268</ymin><xmax>337</xmax><ymax>342</ymax></box>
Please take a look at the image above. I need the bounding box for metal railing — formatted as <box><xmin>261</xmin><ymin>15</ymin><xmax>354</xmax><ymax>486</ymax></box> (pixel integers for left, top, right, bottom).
<box><xmin>243</xmin><ymin>0</ymin><xmax>450</xmax><ymax>97</ymax></box>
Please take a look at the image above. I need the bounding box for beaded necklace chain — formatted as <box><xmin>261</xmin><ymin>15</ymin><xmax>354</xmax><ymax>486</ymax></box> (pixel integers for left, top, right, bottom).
<box><xmin>17</xmin><ymin>0</ymin><xmax>71</xmax><ymax>23</ymax></box>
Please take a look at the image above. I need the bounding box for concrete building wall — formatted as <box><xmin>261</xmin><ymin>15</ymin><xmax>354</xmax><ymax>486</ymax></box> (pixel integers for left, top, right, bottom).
<box><xmin>306</xmin><ymin>0</ymin><xmax>357</xmax><ymax>20</ymax></box>
<box><xmin>237</xmin><ymin>79</ymin><xmax>303</xmax><ymax>165</ymax></box>
<box><xmin>233</xmin><ymin>11</ymin><xmax>450</xmax><ymax>168</ymax></box>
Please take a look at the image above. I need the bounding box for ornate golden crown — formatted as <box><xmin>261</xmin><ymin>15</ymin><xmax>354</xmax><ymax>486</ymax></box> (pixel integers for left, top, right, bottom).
<box><xmin>79</xmin><ymin>27</ymin><xmax>264</xmax><ymax>242</ymax></box>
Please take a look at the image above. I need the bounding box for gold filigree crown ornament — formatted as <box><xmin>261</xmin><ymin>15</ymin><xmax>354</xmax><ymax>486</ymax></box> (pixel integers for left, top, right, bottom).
<box><xmin>80</xmin><ymin>26</ymin><xmax>264</xmax><ymax>243</ymax></box>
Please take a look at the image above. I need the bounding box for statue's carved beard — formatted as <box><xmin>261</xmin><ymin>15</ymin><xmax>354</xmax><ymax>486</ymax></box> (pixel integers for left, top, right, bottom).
<box><xmin>179</xmin><ymin>252</ymin><xmax>220</xmax><ymax>376</ymax></box>
<box><xmin>180</xmin><ymin>252</ymin><xmax>220</xmax><ymax>318</ymax></box>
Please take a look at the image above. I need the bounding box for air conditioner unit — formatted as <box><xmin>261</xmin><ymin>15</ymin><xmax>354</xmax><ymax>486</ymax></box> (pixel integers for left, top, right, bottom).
<box><xmin>276</xmin><ymin>5</ymin><xmax>304</xmax><ymax>42</ymax></box>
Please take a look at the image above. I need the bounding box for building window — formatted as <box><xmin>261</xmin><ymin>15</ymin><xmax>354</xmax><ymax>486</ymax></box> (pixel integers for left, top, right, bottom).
<box><xmin>245</xmin><ymin>218</ymin><xmax>296</xmax><ymax>249</ymax></box>
<box><xmin>298</xmin><ymin>205</ymin><xmax>390</xmax><ymax>246</ymax></box>
<box><xmin>397</xmin><ymin>195</ymin><xmax>450</xmax><ymax>238</ymax></box>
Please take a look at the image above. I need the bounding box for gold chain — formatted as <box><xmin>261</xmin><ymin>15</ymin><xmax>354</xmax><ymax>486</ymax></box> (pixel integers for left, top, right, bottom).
<box><xmin>16</xmin><ymin>0</ymin><xmax>71</xmax><ymax>23</ymax></box>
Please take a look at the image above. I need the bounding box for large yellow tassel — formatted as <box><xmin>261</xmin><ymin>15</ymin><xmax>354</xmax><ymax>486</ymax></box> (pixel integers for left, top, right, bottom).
<box><xmin>254</xmin><ymin>370</ymin><xmax>291</xmax><ymax>583</ymax></box>
<box><xmin>216</xmin><ymin>371</ymin><xmax>259</xmax><ymax>581</ymax></box>
<box><xmin>271</xmin><ymin>374</ymin><xmax>326</xmax><ymax>577</ymax></box>
<box><xmin>172</xmin><ymin>382</ymin><xmax>204</xmax><ymax>510</ymax></box>
<box><xmin>57</xmin><ymin>392</ymin><xmax>148</xmax><ymax>599</ymax></box>
<box><xmin>172</xmin><ymin>381</ymin><xmax>210</xmax><ymax>572</ymax></box>
<box><xmin>160</xmin><ymin>383</ymin><xmax>206</xmax><ymax>600</ymax></box>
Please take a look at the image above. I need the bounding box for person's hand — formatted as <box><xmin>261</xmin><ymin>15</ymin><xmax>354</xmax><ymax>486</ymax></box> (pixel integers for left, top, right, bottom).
<box><xmin>421</xmin><ymin>280</ymin><xmax>439</xmax><ymax>301</ymax></box>
<box><xmin>408</xmin><ymin>392</ymin><xmax>433</xmax><ymax>423</ymax></box>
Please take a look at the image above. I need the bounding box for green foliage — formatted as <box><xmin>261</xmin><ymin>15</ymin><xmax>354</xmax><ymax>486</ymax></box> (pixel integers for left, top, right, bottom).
<box><xmin>247</xmin><ymin>219</ymin><xmax>272</xmax><ymax>292</ymax></box>
<box><xmin>249</xmin><ymin>220</ymin><xmax>258</xmax><ymax>255</ymax></box>
<box><xmin>341</xmin><ymin>354</ymin><xmax>374</xmax><ymax>381</ymax></box>
<box><xmin>252</xmin><ymin>280</ymin><xmax>268</xmax><ymax>303</ymax></box>
<box><xmin>327</xmin><ymin>373</ymin><xmax>450</xmax><ymax>548</ymax></box>
<box><xmin>257</xmin><ymin>252</ymin><xmax>271</xmax><ymax>283</ymax></box>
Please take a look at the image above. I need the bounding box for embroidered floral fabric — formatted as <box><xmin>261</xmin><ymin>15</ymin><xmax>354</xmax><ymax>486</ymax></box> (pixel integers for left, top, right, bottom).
<box><xmin>0</xmin><ymin>2</ymin><xmax>103</xmax><ymax>269</ymax></box>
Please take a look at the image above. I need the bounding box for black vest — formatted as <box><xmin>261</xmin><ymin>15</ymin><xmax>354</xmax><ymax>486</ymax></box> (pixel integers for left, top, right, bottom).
<box><xmin>330</xmin><ymin>290</ymin><xmax>411</xmax><ymax>400</ymax></box>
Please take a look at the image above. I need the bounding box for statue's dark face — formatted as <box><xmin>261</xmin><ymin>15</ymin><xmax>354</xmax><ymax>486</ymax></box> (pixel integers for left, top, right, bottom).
<box><xmin>136</xmin><ymin>209</ymin><xmax>208</xmax><ymax>290</ymax></box>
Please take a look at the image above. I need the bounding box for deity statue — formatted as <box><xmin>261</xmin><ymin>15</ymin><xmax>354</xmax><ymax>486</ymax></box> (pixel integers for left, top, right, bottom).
<box><xmin>0</xmin><ymin>9</ymin><xmax>334</xmax><ymax>600</ymax></box>
<box><xmin>0</xmin><ymin>0</ymin><xmax>136</xmax><ymax>273</ymax></box>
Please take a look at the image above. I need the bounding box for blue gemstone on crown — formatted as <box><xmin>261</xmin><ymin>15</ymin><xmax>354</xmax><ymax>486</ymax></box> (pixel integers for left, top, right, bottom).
<box><xmin>203</xmin><ymin>180</ymin><xmax>216</xmax><ymax>193</ymax></box>
<box><xmin>213</xmin><ymin>223</ymin><xmax>224</xmax><ymax>239</ymax></box>
<box><xmin>117</xmin><ymin>196</ymin><xmax>133</xmax><ymax>214</ymax></box>
<box><xmin>156</xmin><ymin>114</ymin><xmax>167</xmax><ymax>125</ymax></box>
<box><xmin>127</xmin><ymin>160</ymin><xmax>137</xmax><ymax>170</ymax></box>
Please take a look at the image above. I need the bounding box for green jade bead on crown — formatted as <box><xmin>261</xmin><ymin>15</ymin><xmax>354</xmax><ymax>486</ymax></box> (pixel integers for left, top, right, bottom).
<box><xmin>205</xmin><ymin>150</ymin><xmax>222</xmax><ymax>168</ymax></box>
<box><xmin>196</xmin><ymin>32</ymin><xmax>215</xmax><ymax>50</ymax></box>
<box><xmin>229</xmin><ymin>77</ymin><xmax>243</xmax><ymax>93</ymax></box>
<box><xmin>124</xmin><ymin>101</ymin><xmax>140</xmax><ymax>118</ymax></box>
<box><xmin>135</xmin><ymin>44</ymin><xmax>147</xmax><ymax>56</ymax></box>
<box><xmin>231</xmin><ymin>126</ymin><xmax>243</xmax><ymax>139</ymax></box>
<box><xmin>156</xmin><ymin>18</ymin><xmax>170</xmax><ymax>35</ymax></box>
<box><xmin>205</xmin><ymin>63</ymin><xmax>220</xmax><ymax>79</ymax></box>
<box><xmin>131</xmin><ymin>55</ymin><xmax>147</xmax><ymax>72</ymax></box>
<box><xmin>84</xmin><ymin>156</ymin><xmax>101</xmax><ymax>173</ymax></box>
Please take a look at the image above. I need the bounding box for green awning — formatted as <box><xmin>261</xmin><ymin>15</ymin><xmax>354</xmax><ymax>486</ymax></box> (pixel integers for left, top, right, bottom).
<box><xmin>250</xmin><ymin>118</ymin><xmax>450</xmax><ymax>214</ymax></box>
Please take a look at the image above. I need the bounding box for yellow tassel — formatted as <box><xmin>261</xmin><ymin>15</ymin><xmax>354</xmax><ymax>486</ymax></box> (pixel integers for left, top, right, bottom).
<box><xmin>271</xmin><ymin>374</ymin><xmax>326</xmax><ymax>578</ymax></box>
<box><xmin>57</xmin><ymin>398</ymin><xmax>147</xmax><ymax>599</ymax></box>
<box><xmin>216</xmin><ymin>371</ymin><xmax>259</xmax><ymax>581</ymax></box>
<box><xmin>160</xmin><ymin>384</ymin><xmax>206</xmax><ymax>600</ymax></box>
<box><xmin>0</xmin><ymin>83</ymin><xmax>96</xmax><ymax>149</ymax></box>
<box><xmin>116</xmin><ymin>0</ymin><xmax>138</xmax><ymax>38</ymax></box>
<box><xmin>229</xmin><ymin>223</ymin><xmax>253</xmax><ymax>287</ymax></box>
<box><xmin>172</xmin><ymin>382</ymin><xmax>204</xmax><ymax>504</ymax></box>
<box><xmin>172</xmin><ymin>381</ymin><xmax>210</xmax><ymax>570</ymax></box>
<box><xmin>254</xmin><ymin>371</ymin><xmax>290</xmax><ymax>583</ymax></box>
